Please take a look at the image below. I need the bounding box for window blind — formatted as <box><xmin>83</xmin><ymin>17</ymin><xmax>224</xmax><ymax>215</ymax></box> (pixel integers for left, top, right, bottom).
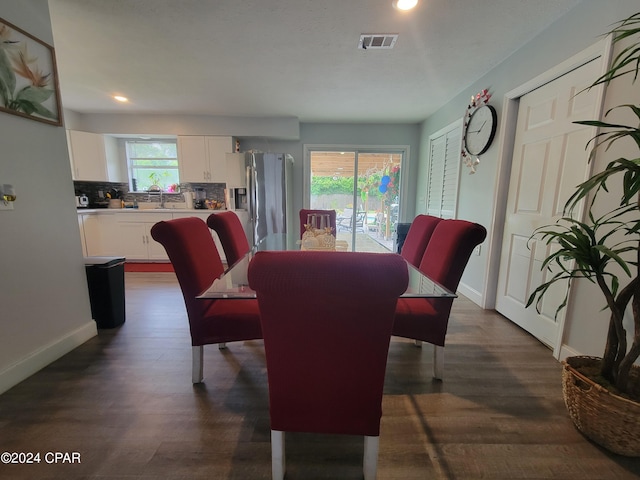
<box><xmin>426</xmin><ymin>123</ymin><xmax>461</xmax><ymax>219</ymax></box>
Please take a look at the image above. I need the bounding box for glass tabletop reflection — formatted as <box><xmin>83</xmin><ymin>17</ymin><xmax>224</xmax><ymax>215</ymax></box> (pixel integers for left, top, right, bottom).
<box><xmin>197</xmin><ymin>234</ymin><xmax>456</xmax><ymax>300</ymax></box>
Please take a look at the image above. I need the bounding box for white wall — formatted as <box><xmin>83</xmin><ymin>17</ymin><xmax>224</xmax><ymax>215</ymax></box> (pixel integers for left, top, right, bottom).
<box><xmin>0</xmin><ymin>0</ymin><xmax>96</xmax><ymax>394</ymax></box>
<box><xmin>416</xmin><ymin>0</ymin><xmax>640</xmax><ymax>357</ymax></box>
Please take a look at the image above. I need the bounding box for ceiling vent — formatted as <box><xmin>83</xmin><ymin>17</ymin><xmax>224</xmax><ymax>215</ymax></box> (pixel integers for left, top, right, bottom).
<box><xmin>358</xmin><ymin>34</ymin><xmax>398</xmax><ymax>50</ymax></box>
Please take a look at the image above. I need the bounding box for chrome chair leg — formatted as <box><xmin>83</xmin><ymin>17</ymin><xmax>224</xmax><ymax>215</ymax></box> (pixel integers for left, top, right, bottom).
<box><xmin>192</xmin><ymin>345</ymin><xmax>203</xmax><ymax>383</ymax></box>
<box><xmin>271</xmin><ymin>430</ymin><xmax>285</xmax><ymax>480</ymax></box>
<box><xmin>363</xmin><ymin>435</ymin><xmax>379</xmax><ymax>480</ymax></box>
<box><xmin>433</xmin><ymin>345</ymin><xmax>444</xmax><ymax>380</ymax></box>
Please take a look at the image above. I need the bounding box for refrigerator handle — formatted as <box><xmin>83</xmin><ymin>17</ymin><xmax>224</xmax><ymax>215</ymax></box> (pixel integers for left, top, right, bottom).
<box><xmin>247</xmin><ymin>165</ymin><xmax>257</xmax><ymax>243</ymax></box>
<box><xmin>247</xmin><ymin>165</ymin><xmax>255</xmax><ymax>218</ymax></box>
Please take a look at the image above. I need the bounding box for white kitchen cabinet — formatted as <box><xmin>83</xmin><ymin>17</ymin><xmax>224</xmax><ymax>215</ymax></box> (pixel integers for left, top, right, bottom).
<box><xmin>114</xmin><ymin>212</ymin><xmax>171</xmax><ymax>261</ymax></box>
<box><xmin>117</xmin><ymin>222</ymin><xmax>149</xmax><ymax>260</ymax></box>
<box><xmin>78</xmin><ymin>214</ymin><xmax>87</xmax><ymax>256</ymax></box>
<box><xmin>82</xmin><ymin>213</ymin><xmax>103</xmax><ymax>256</ymax></box>
<box><xmin>225</xmin><ymin>152</ymin><xmax>247</xmax><ymax>187</ymax></box>
<box><xmin>103</xmin><ymin>136</ymin><xmax>124</xmax><ymax>181</ymax></box>
<box><xmin>68</xmin><ymin>130</ymin><xmax>125</xmax><ymax>182</ymax></box>
<box><xmin>206</xmin><ymin>136</ymin><xmax>233</xmax><ymax>182</ymax></box>
<box><xmin>177</xmin><ymin>135</ymin><xmax>234</xmax><ymax>183</ymax></box>
<box><xmin>78</xmin><ymin>212</ymin><xmax>119</xmax><ymax>257</ymax></box>
<box><xmin>76</xmin><ymin>210</ymin><xmax>247</xmax><ymax>264</ymax></box>
<box><xmin>177</xmin><ymin>136</ymin><xmax>207</xmax><ymax>182</ymax></box>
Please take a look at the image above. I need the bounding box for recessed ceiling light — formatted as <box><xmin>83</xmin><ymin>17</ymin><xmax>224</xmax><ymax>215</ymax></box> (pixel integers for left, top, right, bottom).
<box><xmin>392</xmin><ymin>0</ymin><xmax>418</xmax><ymax>11</ymax></box>
<box><xmin>113</xmin><ymin>95</ymin><xmax>129</xmax><ymax>103</ymax></box>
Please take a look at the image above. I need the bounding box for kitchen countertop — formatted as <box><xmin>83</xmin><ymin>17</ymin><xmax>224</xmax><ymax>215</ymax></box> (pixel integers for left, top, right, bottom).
<box><xmin>77</xmin><ymin>208</ymin><xmax>229</xmax><ymax>214</ymax></box>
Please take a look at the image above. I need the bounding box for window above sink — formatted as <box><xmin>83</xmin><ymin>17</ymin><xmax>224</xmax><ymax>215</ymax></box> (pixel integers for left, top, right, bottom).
<box><xmin>126</xmin><ymin>140</ymin><xmax>179</xmax><ymax>192</ymax></box>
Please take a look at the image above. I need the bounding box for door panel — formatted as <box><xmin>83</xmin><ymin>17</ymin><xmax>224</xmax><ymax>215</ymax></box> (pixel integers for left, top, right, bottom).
<box><xmin>503</xmin><ymin>234</ymin><xmax>531</xmax><ymax>304</ymax></box>
<box><xmin>495</xmin><ymin>57</ymin><xmax>604</xmax><ymax>349</ymax></box>
<box><xmin>515</xmin><ymin>141</ymin><xmax>548</xmax><ymax>214</ymax></box>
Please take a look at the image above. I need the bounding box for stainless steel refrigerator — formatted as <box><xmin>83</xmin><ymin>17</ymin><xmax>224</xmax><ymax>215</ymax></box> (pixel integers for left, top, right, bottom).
<box><xmin>245</xmin><ymin>152</ymin><xmax>294</xmax><ymax>246</ymax></box>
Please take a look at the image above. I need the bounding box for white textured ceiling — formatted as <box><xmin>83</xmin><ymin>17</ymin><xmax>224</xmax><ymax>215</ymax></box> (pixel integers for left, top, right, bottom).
<box><xmin>48</xmin><ymin>0</ymin><xmax>582</xmax><ymax>123</ymax></box>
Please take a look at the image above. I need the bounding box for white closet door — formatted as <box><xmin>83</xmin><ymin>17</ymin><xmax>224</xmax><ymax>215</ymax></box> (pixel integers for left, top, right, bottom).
<box><xmin>495</xmin><ymin>57</ymin><xmax>604</xmax><ymax>349</ymax></box>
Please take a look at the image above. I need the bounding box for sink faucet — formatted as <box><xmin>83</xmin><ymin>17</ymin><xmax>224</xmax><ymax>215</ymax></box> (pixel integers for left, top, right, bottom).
<box><xmin>147</xmin><ymin>188</ymin><xmax>164</xmax><ymax>208</ymax></box>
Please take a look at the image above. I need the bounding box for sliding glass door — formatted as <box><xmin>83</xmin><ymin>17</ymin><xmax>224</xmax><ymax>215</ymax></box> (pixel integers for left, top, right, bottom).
<box><xmin>306</xmin><ymin>148</ymin><xmax>403</xmax><ymax>252</ymax></box>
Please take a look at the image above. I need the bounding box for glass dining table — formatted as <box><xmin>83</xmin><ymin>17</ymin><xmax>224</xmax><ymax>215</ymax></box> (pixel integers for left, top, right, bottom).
<box><xmin>197</xmin><ymin>234</ymin><xmax>456</xmax><ymax>300</ymax></box>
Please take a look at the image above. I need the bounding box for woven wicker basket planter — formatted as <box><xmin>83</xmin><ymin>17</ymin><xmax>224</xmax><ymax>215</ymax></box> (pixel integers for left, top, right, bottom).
<box><xmin>562</xmin><ymin>356</ymin><xmax>640</xmax><ymax>457</ymax></box>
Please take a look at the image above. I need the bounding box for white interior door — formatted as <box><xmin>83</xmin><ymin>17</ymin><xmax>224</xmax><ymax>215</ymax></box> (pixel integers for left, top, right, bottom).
<box><xmin>495</xmin><ymin>57</ymin><xmax>605</xmax><ymax>349</ymax></box>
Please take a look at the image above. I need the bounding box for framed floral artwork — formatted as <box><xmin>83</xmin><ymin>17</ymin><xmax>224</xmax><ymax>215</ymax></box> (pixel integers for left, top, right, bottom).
<box><xmin>0</xmin><ymin>17</ymin><xmax>62</xmax><ymax>126</ymax></box>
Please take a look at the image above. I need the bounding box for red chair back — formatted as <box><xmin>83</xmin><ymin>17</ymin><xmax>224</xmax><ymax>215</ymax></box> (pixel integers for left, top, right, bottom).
<box><xmin>393</xmin><ymin>219</ymin><xmax>486</xmax><ymax>348</ymax></box>
<box><xmin>400</xmin><ymin>215</ymin><xmax>442</xmax><ymax>267</ymax></box>
<box><xmin>419</xmin><ymin>219</ymin><xmax>487</xmax><ymax>293</ymax></box>
<box><xmin>248</xmin><ymin>251</ymin><xmax>408</xmax><ymax>436</ymax></box>
<box><xmin>150</xmin><ymin>217</ymin><xmax>224</xmax><ymax>323</ymax></box>
<box><xmin>299</xmin><ymin>209</ymin><xmax>337</xmax><ymax>238</ymax></box>
<box><xmin>207</xmin><ymin>211</ymin><xmax>250</xmax><ymax>266</ymax></box>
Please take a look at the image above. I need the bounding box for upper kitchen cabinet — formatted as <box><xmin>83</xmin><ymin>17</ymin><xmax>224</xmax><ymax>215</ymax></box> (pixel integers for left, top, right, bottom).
<box><xmin>178</xmin><ymin>135</ymin><xmax>234</xmax><ymax>183</ymax></box>
<box><xmin>67</xmin><ymin>130</ymin><xmax>126</xmax><ymax>182</ymax></box>
<box><xmin>226</xmin><ymin>153</ymin><xmax>247</xmax><ymax>187</ymax></box>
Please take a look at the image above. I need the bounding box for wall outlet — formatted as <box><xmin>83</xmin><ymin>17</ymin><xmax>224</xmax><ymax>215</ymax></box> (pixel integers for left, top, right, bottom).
<box><xmin>473</xmin><ymin>245</ymin><xmax>481</xmax><ymax>256</ymax></box>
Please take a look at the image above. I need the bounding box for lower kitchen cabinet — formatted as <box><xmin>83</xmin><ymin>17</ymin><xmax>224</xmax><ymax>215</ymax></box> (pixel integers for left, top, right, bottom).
<box><xmin>77</xmin><ymin>210</ymin><xmax>249</xmax><ymax>263</ymax></box>
<box><xmin>78</xmin><ymin>214</ymin><xmax>87</xmax><ymax>256</ymax></box>
<box><xmin>79</xmin><ymin>212</ymin><xmax>119</xmax><ymax>257</ymax></box>
<box><xmin>115</xmin><ymin>212</ymin><xmax>171</xmax><ymax>261</ymax></box>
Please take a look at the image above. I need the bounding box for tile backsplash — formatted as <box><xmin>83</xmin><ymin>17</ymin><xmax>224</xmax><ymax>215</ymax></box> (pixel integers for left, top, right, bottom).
<box><xmin>74</xmin><ymin>181</ymin><xmax>226</xmax><ymax>208</ymax></box>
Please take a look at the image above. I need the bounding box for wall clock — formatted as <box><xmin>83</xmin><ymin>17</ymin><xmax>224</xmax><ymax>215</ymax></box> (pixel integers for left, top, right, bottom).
<box><xmin>463</xmin><ymin>104</ymin><xmax>497</xmax><ymax>156</ymax></box>
<box><xmin>461</xmin><ymin>89</ymin><xmax>497</xmax><ymax>174</ymax></box>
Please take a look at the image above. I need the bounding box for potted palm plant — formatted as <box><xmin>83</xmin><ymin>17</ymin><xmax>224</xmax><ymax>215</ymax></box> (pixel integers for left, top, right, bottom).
<box><xmin>527</xmin><ymin>12</ymin><xmax>640</xmax><ymax>456</ymax></box>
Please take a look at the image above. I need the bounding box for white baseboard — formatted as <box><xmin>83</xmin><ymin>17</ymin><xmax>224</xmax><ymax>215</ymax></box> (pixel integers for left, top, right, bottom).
<box><xmin>0</xmin><ymin>321</ymin><xmax>97</xmax><ymax>395</ymax></box>
<box><xmin>457</xmin><ymin>282</ymin><xmax>483</xmax><ymax>307</ymax></box>
<box><xmin>557</xmin><ymin>344</ymin><xmax>581</xmax><ymax>362</ymax></box>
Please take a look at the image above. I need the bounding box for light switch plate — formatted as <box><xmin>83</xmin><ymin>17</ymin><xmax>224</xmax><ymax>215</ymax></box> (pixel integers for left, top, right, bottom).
<box><xmin>0</xmin><ymin>201</ymin><xmax>14</xmax><ymax>211</ymax></box>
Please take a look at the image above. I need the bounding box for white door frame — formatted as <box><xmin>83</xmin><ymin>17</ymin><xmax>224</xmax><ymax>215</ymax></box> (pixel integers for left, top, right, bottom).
<box><xmin>483</xmin><ymin>37</ymin><xmax>612</xmax><ymax>358</ymax></box>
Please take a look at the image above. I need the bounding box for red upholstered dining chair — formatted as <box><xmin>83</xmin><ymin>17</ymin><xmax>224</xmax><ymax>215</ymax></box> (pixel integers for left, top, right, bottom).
<box><xmin>206</xmin><ymin>211</ymin><xmax>250</xmax><ymax>266</ymax></box>
<box><xmin>400</xmin><ymin>214</ymin><xmax>443</xmax><ymax>267</ymax></box>
<box><xmin>150</xmin><ymin>217</ymin><xmax>262</xmax><ymax>383</ymax></box>
<box><xmin>247</xmin><ymin>251</ymin><xmax>408</xmax><ymax>480</ymax></box>
<box><xmin>393</xmin><ymin>219</ymin><xmax>487</xmax><ymax>380</ymax></box>
<box><xmin>299</xmin><ymin>209</ymin><xmax>337</xmax><ymax>238</ymax></box>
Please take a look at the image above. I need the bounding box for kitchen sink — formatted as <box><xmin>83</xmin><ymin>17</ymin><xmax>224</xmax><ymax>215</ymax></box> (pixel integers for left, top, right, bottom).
<box><xmin>137</xmin><ymin>202</ymin><xmax>188</xmax><ymax>210</ymax></box>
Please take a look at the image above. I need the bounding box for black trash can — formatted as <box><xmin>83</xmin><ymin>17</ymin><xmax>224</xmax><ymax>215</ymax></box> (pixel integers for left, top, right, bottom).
<box><xmin>395</xmin><ymin>222</ymin><xmax>412</xmax><ymax>254</ymax></box>
<box><xmin>84</xmin><ymin>256</ymin><xmax>126</xmax><ymax>329</ymax></box>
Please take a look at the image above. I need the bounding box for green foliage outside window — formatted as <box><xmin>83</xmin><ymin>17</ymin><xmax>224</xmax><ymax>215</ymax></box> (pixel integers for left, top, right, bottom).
<box><xmin>311</xmin><ymin>173</ymin><xmax>387</xmax><ymax>200</ymax></box>
<box><xmin>310</xmin><ymin>176</ymin><xmax>353</xmax><ymax>195</ymax></box>
<box><xmin>127</xmin><ymin>141</ymin><xmax>179</xmax><ymax>192</ymax></box>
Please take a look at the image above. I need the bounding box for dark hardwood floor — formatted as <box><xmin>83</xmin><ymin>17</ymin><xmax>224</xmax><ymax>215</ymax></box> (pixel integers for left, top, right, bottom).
<box><xmin>1</xmin><ymin>272</ymin><xmax>639</xmax><ymax>479</ymax></box>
